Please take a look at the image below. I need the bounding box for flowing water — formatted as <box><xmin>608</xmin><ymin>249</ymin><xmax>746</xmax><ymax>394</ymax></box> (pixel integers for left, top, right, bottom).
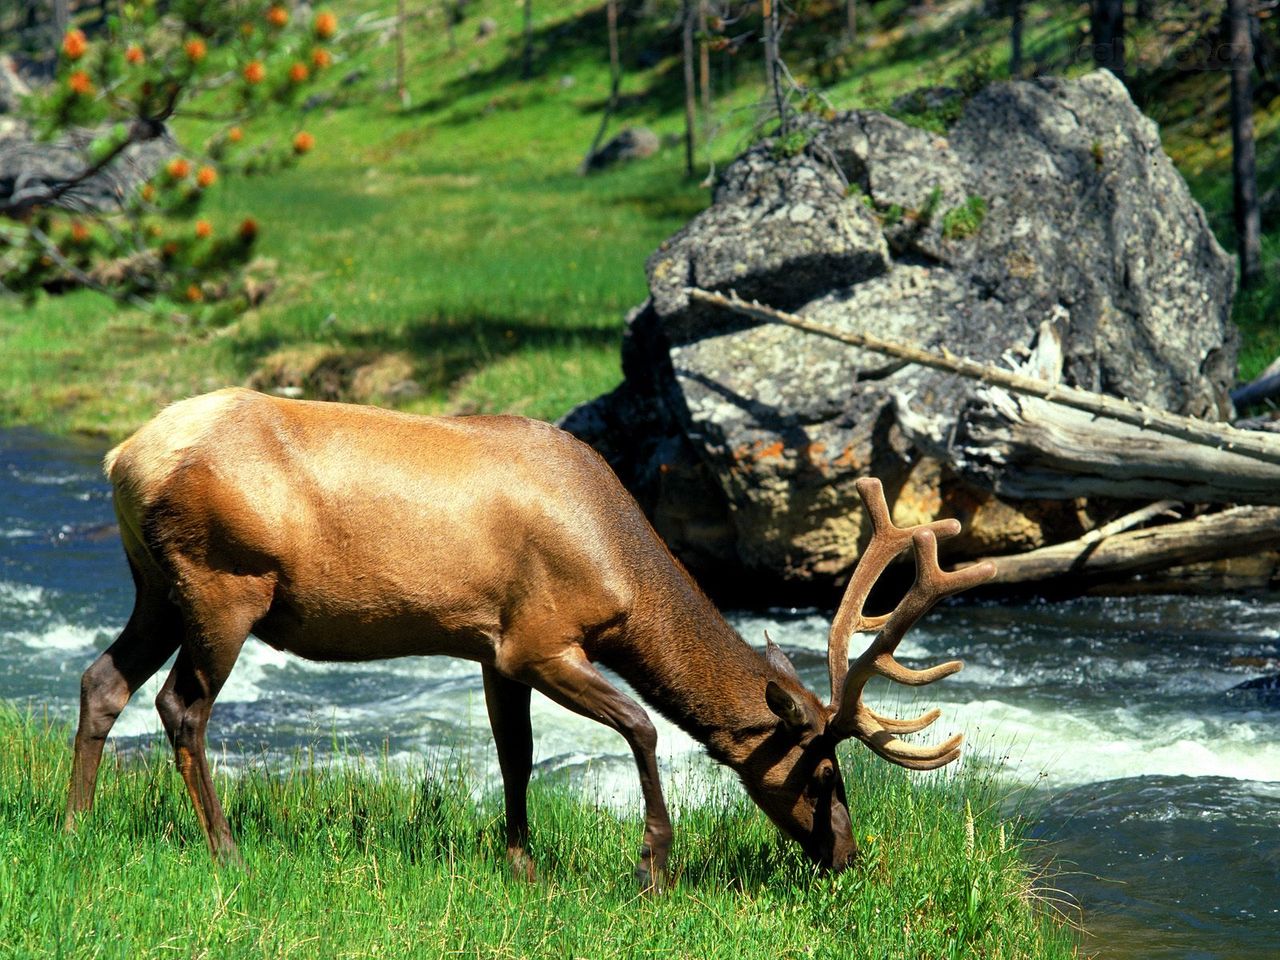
<box><xmin>2</xmin><ymin>429</ymin><xmax>1278</xmax><ymax>959</ymax></box>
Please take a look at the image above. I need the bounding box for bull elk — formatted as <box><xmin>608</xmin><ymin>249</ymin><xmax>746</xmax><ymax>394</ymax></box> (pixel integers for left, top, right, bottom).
<box><xmin>66</xmin><ymin>388</ymin><xmax>995</xmax><ymax>884</ymax></box>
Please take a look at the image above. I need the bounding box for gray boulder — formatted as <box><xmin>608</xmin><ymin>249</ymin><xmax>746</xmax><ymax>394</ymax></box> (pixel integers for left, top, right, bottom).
<box><xmin>583</xmin><ymin>126</ymin><xmax>660</xmax><ymax>172</ymax></box>
<box><xmin>563</xmin><ymin>71</ymin><xmax>1237</xmax><ymax>592</ymax></box>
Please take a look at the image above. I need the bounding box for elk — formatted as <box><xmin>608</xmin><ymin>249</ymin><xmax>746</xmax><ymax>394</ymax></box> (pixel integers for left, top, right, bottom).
<box><xmin>66</xmin><ymin>388</ymin><xmax>995</xmax><ymax>884</ymax></box>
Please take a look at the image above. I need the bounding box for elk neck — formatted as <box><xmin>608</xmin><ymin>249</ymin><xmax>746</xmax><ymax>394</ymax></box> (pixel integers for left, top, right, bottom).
<box><xmin>591</xmin><ymin>555</ymin><xmax>796</xmax><ymax>767</ymax></box>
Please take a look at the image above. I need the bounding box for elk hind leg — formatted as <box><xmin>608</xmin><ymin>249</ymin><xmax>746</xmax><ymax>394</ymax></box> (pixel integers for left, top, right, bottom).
<box><xmin>66</xmin><ymin>577</ymin><xmax>182</xmax><ymax>829</ymax></box>
<box><xmin>482</xmin><ymin>665</ymin><xmax>535</xmax><ymax>881</ymax></box>
<box><xmin>154</xmin><ymin>577</ymin><xmax>265</xmax><ymax>865</ymax></box>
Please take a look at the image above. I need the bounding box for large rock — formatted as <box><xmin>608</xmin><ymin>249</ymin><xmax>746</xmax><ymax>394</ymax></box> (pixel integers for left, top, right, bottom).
<box><xmin>563</xmin><ymin>72</ymin><xmax>1237</xmax><ymax>594</ymax></box>
<box><xmin>0</xmin><ymin>122</ymin><xmax>173</xmax><ymax>214</ymax></box>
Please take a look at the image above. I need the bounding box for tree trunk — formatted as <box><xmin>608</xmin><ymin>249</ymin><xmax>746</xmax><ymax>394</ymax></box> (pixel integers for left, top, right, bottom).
<box><xmin>1228</xmin><ymin>0</ymin><xmax>1263</xmax><ymax>288</ymax></box>
<box><xmin>396</xmin><ymin>0</ymin><xmax>409</xmax><ymax>108</ymax></box>
<box><xmin>1090</xmin><ymin>0</ymin><xmax>1125</xmax><ymax>81</ymax></box>
<box><xmin>522</xmin><ymin>0</ymin><xmax>534</xmax><ymax>79</ymax></box>
<box><xmin>763</xmin><ymin>0</ymin><xmax>786</xmax><ymax>135</ymax></box>
<box><xmin>846</xmin><ymin>0</ymin><xmax>857</xmax><ymax>45</ymax></box>
<box><xmin>580</xmin><ymin>0</ymin><xmax>624</xmax><ymax>172</ymax></box>
<box><xmin>1010</xmin><ymin>0</ymin><xmax>1025</xmax><ymax>77</ymax></box>
<box><xmin>682</xmin><ymin>0</ymin><xmax>697</xmax><ymax>176</ymax></box>
<box><xmin>51</xmin><ymin>0</ymin><xmax>69</xmax><ymax>58</ymax></box>
<box><xmin>698</xmin><ymin>0</ymin><xmax>712</xmax><ymax>118</ymax></box>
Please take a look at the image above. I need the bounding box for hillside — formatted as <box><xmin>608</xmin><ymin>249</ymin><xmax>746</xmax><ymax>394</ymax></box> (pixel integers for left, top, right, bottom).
<box><xmin>0</xmin><ymin>0</ymin><xmax>1275</xmax><ymax>437</ymax></box>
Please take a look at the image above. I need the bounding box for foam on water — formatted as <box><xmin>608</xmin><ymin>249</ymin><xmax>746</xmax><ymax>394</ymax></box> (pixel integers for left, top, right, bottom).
<box><xmin>6</xmin><ymin>622</ymin><xmax>111</xmax><ymax>652</ymax></box>
<box><xmin>0</xmin><ymin>581</ymin><xmax>46</xmax><ymax>607</ymax></box>
<box><xmin>935</xmin><ymin>697</ymin><xmax>1280</xmax><ymax>787</ymax></box>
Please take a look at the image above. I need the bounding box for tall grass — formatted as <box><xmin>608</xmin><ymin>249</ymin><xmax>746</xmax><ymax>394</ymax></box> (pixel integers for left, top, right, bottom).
<box><xmin>0</xmin><ymin>704</ymin><xmax>1078</xmax><ymax>958</ymax></box>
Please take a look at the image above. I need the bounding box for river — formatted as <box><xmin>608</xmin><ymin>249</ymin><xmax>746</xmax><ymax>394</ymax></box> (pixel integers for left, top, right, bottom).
<box><xmin>2</xmin><ymin>428</ymin><xmax>1277</xmax><ymax>959</ymax></box>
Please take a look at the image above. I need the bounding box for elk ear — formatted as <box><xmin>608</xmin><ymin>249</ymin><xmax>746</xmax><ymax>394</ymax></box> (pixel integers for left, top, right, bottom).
<box><xmin>764</xmin><ymin>631</ymin><xmax>801</xmax><ymax>682</ymax></box>
<box><xmin>765</xmin><ymin>680</ymin><xmax>809</xmax><ymax>732</ymax></box>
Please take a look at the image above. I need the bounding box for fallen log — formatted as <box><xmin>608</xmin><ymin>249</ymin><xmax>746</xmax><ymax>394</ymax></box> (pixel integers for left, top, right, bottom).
<box><xmin>966</xmin><ymin>505</ymin><xmax>1280</xmax><ymax>585</ymax></box>
<box><xmin>688</xmin><ymin>287</ymin><xmax>1280</xmax><ymax>468</ymax></box>
<box><xmin>947</xmin><ymin>389</ymin><xmax>1280</xmax><ymax>505</ymax></box>
<box><xmin>1232</xmin><ymin>355</ymin><xmax>1280</xmax><ymax>410</ymax></box>
<box><xmin>689</xmin><ymin>287</ymin><xmax>1280</xmax><ymax>506</ymax></box>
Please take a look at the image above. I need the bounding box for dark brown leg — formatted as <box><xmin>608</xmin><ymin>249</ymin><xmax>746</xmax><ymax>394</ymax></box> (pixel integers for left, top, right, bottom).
<box><xmin>65</xmin><ymin>589</ymin><xmax>182</xmax><ymax>829</ymax></box>
<box><xmin>153</xmin><ymin>583</ymin><xmax>260</xmax><ymax>866</ymax></box>
<box><xmin>482</xmin><ymin>665</ymin><xmax>535</xmax><ymax>881</ymax></box>
<box><xmin>514</xmin><ymin>649</ymin><xmax>672</xmax><ymax>891</ymax></box>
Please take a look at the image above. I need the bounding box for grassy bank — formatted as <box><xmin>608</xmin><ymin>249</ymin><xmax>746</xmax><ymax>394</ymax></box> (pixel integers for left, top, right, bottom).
<box><xmin>0</xmin><ymin>0</ymin><xmax>1275</xmax><ymax>438</ymax></box>
<box><xmin>0</xmin><ymin>705</ymin><xmax>1079</xmax><ymax>958</ymax></box>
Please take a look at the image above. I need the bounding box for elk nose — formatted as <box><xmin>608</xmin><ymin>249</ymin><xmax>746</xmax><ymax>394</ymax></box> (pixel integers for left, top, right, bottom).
<box><xmin>827</xmin><ymin>799</ymin><xmax>855</xmax><ymax>871</ymax></box>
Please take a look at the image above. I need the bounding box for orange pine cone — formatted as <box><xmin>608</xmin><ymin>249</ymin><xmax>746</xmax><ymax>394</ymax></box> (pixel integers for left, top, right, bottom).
<box><xmin>228</xmin><ymin>126</ymin><xmax>244</xmax><ymax>143</ymax></box>
<box><xmin>311</xmin><ymin>48</ymin><xmax>332</xmax><ymax>69</ymax></box>
<box><xmin>166</xmin><ymin>157</ymin><xmax>191</xmax><ymax>179</ymax></box>
<box><xmin>195</xmin><ymin>220</ymin><xmax>213</xmax><ymax>239</ymax></box>
<box><xmin>68</xmin><ymin>71</ymin><xmax>94</xmax><ymax>96</ymax></box>
<box><xmin>184</xmin><ymin>38</ymin><xmax>207</xmax><ymax>63</ymax></box>
<box><xmin>243</xmin><ymin>60</ymin><xmax>266</xmax><ymax>85</ymax></box>
<box><xmin>267</xmin><ymin>5</ymin><xmax>289</xmax><ymax>28</ymax></box>
<box><xmin>239</xmin><ymin>218</ymin><xmax>259</xmax><ymax>240</ymax></box>
<box><xmin>62</xmin><ymin>30</ymin><xmax>88</xmax><ymax>61</ymax></box>
<box><xmin>196</xmin><ymin>166</ymin><xmax>217</xmax><ymax>188</ymax></box>
<box><xmin>125</xmin><ymin>44</ymin><xmax>145</xmax><ymax>65</ymax></box>
<box><xmin>289</xmin><ymin>62</ymin><xmax>309</xmax><ymax>83</ymax></box>
<box><xmin>186</xmin><ymin>284</ymin><xmax>204</xmax><ymax>303</ymax></box>
<box><xmin>292</xmin><ymin>131</ymin><xmax>315</xmax><ymax>154</ymax></box>
<box><xmin>314</xmin><ymin>11</ymin><xmax>338</xmax><ymax>39</ymax></box>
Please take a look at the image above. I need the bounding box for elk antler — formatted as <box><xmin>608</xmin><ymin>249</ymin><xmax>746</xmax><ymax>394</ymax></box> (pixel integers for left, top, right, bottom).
<box><xmin>826</xmin><ymin>478</ymin><xmax>996</xmax><ymax>769</ymax></box>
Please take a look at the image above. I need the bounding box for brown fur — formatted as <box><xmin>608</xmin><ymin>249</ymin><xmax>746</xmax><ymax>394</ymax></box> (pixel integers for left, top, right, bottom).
<box><xmin>69</xmin><ymin>389</ymin><xmax>867</xmax><ymax>882</ymax></box>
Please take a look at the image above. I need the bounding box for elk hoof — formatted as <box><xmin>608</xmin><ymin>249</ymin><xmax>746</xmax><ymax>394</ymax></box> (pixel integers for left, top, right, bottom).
<box><xmin>634</xmin><ymin>844</ymin><xmax>668</xmax><ymax>893</ymax></box>
<box><xmin>213</xmin><ymin>843</ymin><xmax>247</xmax><ymax>871</ymax></box>
<box><xmin>507</xmin><ymin>848</ymin><xmax>536</xmax><ymax>883</ymax></box>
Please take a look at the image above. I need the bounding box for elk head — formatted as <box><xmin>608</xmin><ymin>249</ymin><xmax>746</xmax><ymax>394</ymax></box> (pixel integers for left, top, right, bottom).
<box><xmin>736</xmin><ymin>477</ymin><xmax>996</xmax><ymax>870</ymax></box>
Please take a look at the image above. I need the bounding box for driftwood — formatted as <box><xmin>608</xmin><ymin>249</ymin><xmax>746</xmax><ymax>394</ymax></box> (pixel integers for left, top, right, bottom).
<box><xmin>1232</xmin><ymin>355</ymin><xmax>1280</xmax><ymax>410</ymax></box>
<box><xmin>688</xmin><ymin>288</ymin><xmax>1280</xmax><ymax>469</ymax></box>
<box><xmin>967</xmin><ymin>505</ymin><xmax>1280</xmax><ymax>585</ymax></box>
<box><xmin>947</xmin><ymin>390</ymin><xmax>1280</xmax><ymax>504</ymax></box>
<box><xmin>688</xmin><ymin>287</ymin><xmax>1280</xmax><ymax>589</ymax></box>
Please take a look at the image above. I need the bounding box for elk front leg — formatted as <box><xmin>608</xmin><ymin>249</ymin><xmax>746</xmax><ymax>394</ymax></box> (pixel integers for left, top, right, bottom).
<box><xmin>482</xmin><ymin>665</ymin><xmax>536</xmax><ymax>882</ymax></box>
<box><xmin>513</xmin><ymin>649</ymin><xmax>672</xmax><ymax>891</ymax></box>
<box><xmin>66</xmin><ymin>592</ymin><xmax>182</xmax><ymax>828</ymax></box>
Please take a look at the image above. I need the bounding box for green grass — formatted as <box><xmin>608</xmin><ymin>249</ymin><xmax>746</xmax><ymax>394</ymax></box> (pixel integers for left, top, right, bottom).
<box><xmin>0</xmin><ymin>0</ymin><xmax>1275</xmax><ymax>436</ymax></box>
<box><xmin>0</xmin><ymin>704</ymin><xmax>1078</xmax><ymax>959</ymax></box>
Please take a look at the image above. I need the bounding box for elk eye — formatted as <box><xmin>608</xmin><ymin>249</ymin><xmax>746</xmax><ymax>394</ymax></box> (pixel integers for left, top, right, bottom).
<box><xmin>815</xmin><ymin>762</ymin><xmax>836</xmax><ymax>787</ymax></box>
